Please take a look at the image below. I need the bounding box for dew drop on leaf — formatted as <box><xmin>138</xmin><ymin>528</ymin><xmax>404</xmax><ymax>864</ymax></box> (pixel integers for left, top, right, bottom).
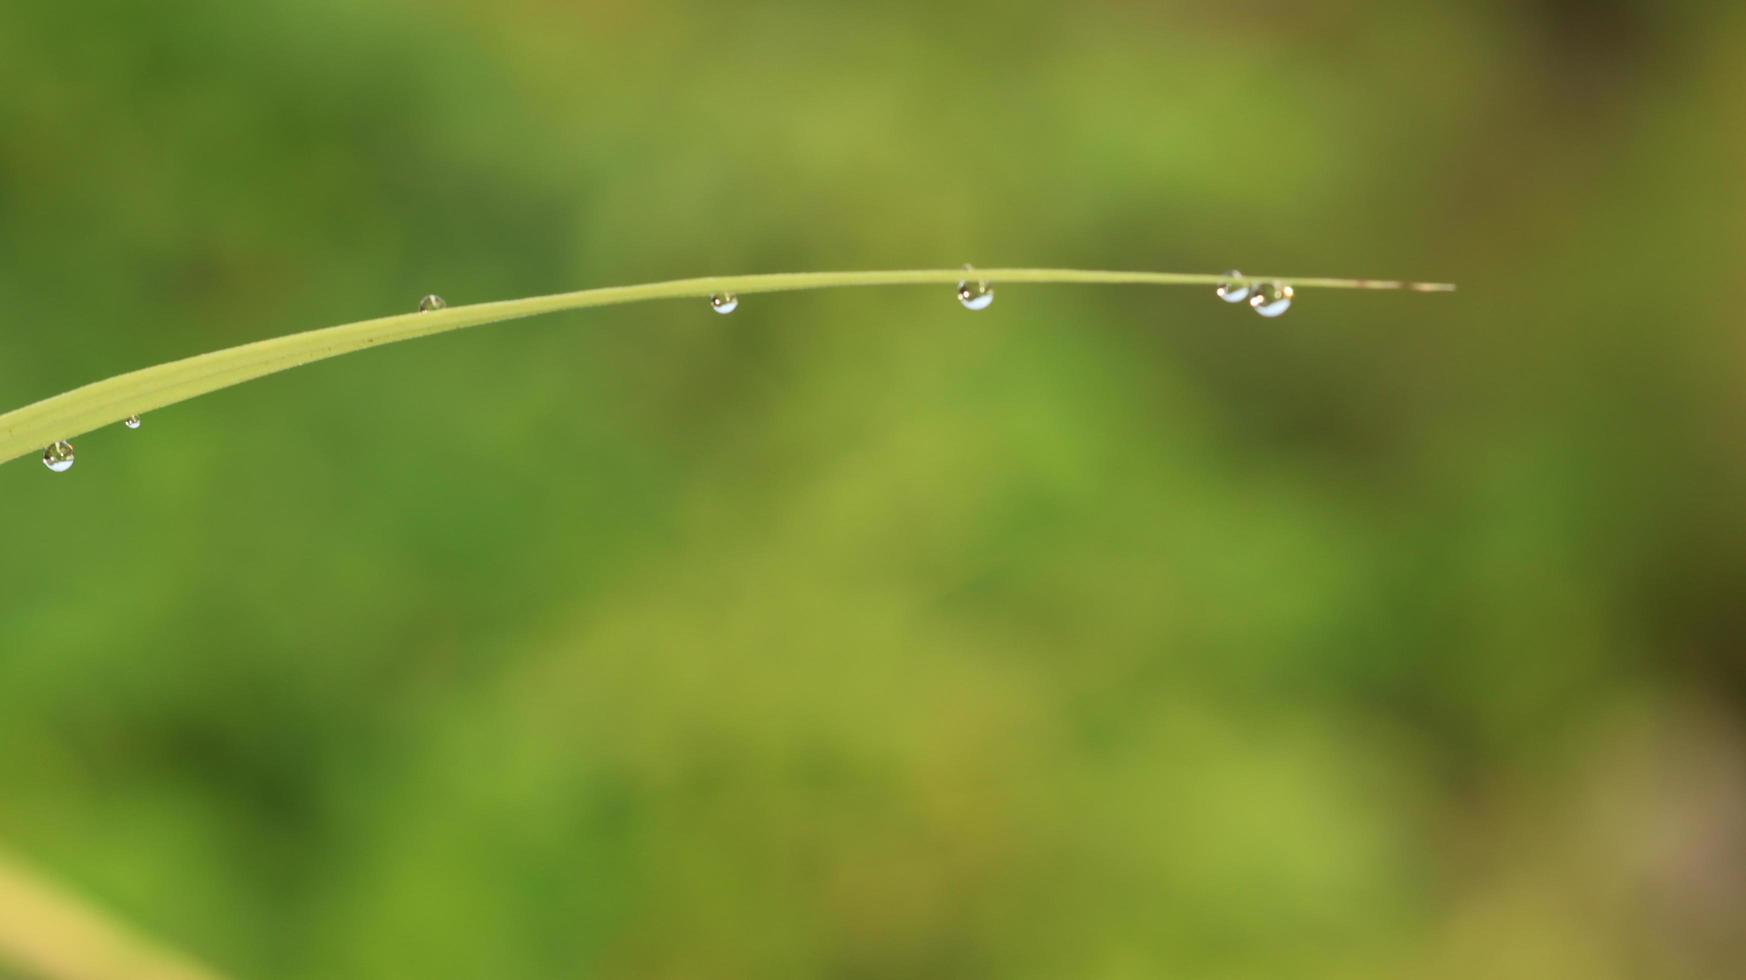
<box><xmin>710</xmin><ymin>292</ymin><xmax>739</xmax><ymax>315</ymax></box>
<box><xmin>1217</xmin><ymin>270</ymin><xmax>1252</xmax><ymax>304</ymax></box>
<box><xmin>42</xmin><ymin>441</ymin><xmax>76</xmax><ymax>473</ymax></box>
<box><xmin>957</xmin><ymin>265</ymin><xmax>995</xmax><ymax>311</ymax></box>
<box><xmin>123</xmin><ymin>415</ymin><xmax>142</xmax><ymax>430</ymax></box>
<box><xmin>1250</xmin><ymin>282</ymin><xmax>1294</xmax><ymax>318</ymax></box>
<box><xmin>417</xmin><ymin>294</ymin><xmax>447</xmax><ymax>312</ymax></box>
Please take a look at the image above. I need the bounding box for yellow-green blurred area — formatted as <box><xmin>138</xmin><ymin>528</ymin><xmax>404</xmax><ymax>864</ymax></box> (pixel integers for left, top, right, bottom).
<box><xmin>2</xmin><ymin>0</ymin><xmax>1744</xmax><ymax>977</ymax></box>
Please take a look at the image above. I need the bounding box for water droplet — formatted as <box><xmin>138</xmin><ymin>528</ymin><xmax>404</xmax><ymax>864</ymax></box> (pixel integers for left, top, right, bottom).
<box><xmin>710</xmin><ymin>292</ymin><xmax>739</xmax><ymax>315</ymax></box>
<box><xmin>42</xmin><ymin>441</ymin><xmax>75</xmax><ymax>473</ymax></box>
<box><xmin>957</xmin><ymin>265</ymin><xmax>995</xmax><ymax>311</ymax></box>
<box><xmin>1217</xmin><ymin>270</ymin><xmax>1252</xmax><ymax>304</ymax></box>
<box><xmin>417</xmin><ymin>294</ymin><xmax>447</xmax><ymax>312</ymax></box>
<box><xmin>123</xmin><ymin>415</ymin><xmax>142</xmax><ymax>430</ymax></box>
<box><xmin>1250</xmin><ymin>282</ymin><xmax>1294</xmax><ymax>318</ymax></box>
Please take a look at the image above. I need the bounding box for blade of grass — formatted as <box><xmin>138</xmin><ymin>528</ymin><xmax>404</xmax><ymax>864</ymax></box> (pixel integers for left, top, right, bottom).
<box><xmin>0</xmin><ymin>847</ymin><xmax>229</xmax><ymax>980</ymax></box>
<box><xmin>0</xmin><ymin>268</ymin><xmax>1454</xmax><ymax>466</ymax></box>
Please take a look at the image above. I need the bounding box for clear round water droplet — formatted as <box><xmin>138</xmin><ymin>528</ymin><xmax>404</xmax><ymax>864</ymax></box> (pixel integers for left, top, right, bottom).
<box><xmin>710</xmin><ymin>292</ymin><xmax>739</xmax><ymax>315</ymax></box>
<box><xmin>1217</xmin><ymin>270</ymin><xmax>1252</xmax><ymax>304</ymax></box>
<box><xmin>43</xmin><ymin>441</ymin><xmax>76</xmax><ymax>473</ymax></box>
<box><xmin>1250</xmin><ymin>282</ymin><xmax>1295</xmax><ymax>318</ymax></box>
<box><xmin>417</xmin><ymin>294</ymin><xmax>447</xmax><ymax>312</ymax></box>
<box><xmin>123</xmin><ymin>415</ymin><xmax>142</xmax><ymax>430</ymax></box>
<box><xmin>957</xmin><ymin>265</ymin><xmax>995</xmax><ymax>311</ymax></box>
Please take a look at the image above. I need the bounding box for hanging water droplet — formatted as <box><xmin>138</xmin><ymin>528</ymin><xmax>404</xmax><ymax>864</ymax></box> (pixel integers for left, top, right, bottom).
<box><xmin>1250</xmin><ymin>282</ymin><xmax>1294</xmax><ymax>318</ymax></box>
<box><xmin>957</xmin><ymin>265</ymin><xmax>995</xmax><ymax>311</ymax></box>
<box><xmin>417</xmin><ymin>294</ymin><xmax>447</xmax><ymax>312</ymax></box>
<box><xmin>710</xmin><ymin>292</ymin><xmax>739</xmax><ymax>315</ymax></box>
<box><xmin>1217</xmin><ymin>270</ymin><xmax>1252</xmax><ymax>304</ymax></box>
<box><xmin>123</xmin><ymin>415</ymin><xmax>142</xmax><ymax>430</ymax></box>
<box><xmin>42</xmin><ymin>441</ymin><xmax>76</xmax><ymax>473</ymax></box>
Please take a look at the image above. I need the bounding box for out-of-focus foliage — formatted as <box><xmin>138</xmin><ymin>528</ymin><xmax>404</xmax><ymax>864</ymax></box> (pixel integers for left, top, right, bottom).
<box><xmin>1</xmin><ymin>1</ymin><xmax>1742</xmax><ymax>977</ymax></box>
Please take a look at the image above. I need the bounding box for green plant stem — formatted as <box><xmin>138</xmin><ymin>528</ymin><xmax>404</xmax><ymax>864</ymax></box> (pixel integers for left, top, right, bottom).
<box><xmin>0</xmin><ymin>268</ymin><xmax>1453</xmax><ymax>466</ymax></box>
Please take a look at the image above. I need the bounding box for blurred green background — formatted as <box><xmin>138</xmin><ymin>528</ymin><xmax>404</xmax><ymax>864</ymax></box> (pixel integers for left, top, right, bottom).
<box><xmin>2</xmin><ymin>0</ymin><xmax>1744</xmax><ymax>977</ymax></box>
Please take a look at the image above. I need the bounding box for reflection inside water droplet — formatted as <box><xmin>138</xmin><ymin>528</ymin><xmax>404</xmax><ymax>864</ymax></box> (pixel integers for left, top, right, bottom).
<box><xmin>1217</xmin><ymin>270</ymin><xmax>1252</xmax><ymax>304</ymax></box>
<box><xmin>957</xmin><ymin>265</ymin><xmax>995</xmax><ymax>311</ymax></box>
<box><xmin>123</xmin><ymin>415</ymin><xmax>142</xmax><ymax>430</ymax></box>
<box><xmin>1250</xmin><ymin>282</ymin><xmax>1294</xmax><ymax>318</ymax></box>
<box><xmin>710</xmin><ymin>292</ymin><xmax>739</xmax><ymax>315</ymax></box>
<box><xmin>417</xmin><ymin>294</ymin><xmax>447</xmax><ymax>312</ymax></box>
<box><xmin>43</xmin><ymin>441</ymin><xmax>75</xmax><ymax>473</ymax></box>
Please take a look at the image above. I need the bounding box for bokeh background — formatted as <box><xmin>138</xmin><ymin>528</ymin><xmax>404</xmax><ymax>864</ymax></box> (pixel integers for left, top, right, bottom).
<box><xmin>2</xmin><ymin>1</ymin><xmax>1744</xmax><ymax>977</ymax></box>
